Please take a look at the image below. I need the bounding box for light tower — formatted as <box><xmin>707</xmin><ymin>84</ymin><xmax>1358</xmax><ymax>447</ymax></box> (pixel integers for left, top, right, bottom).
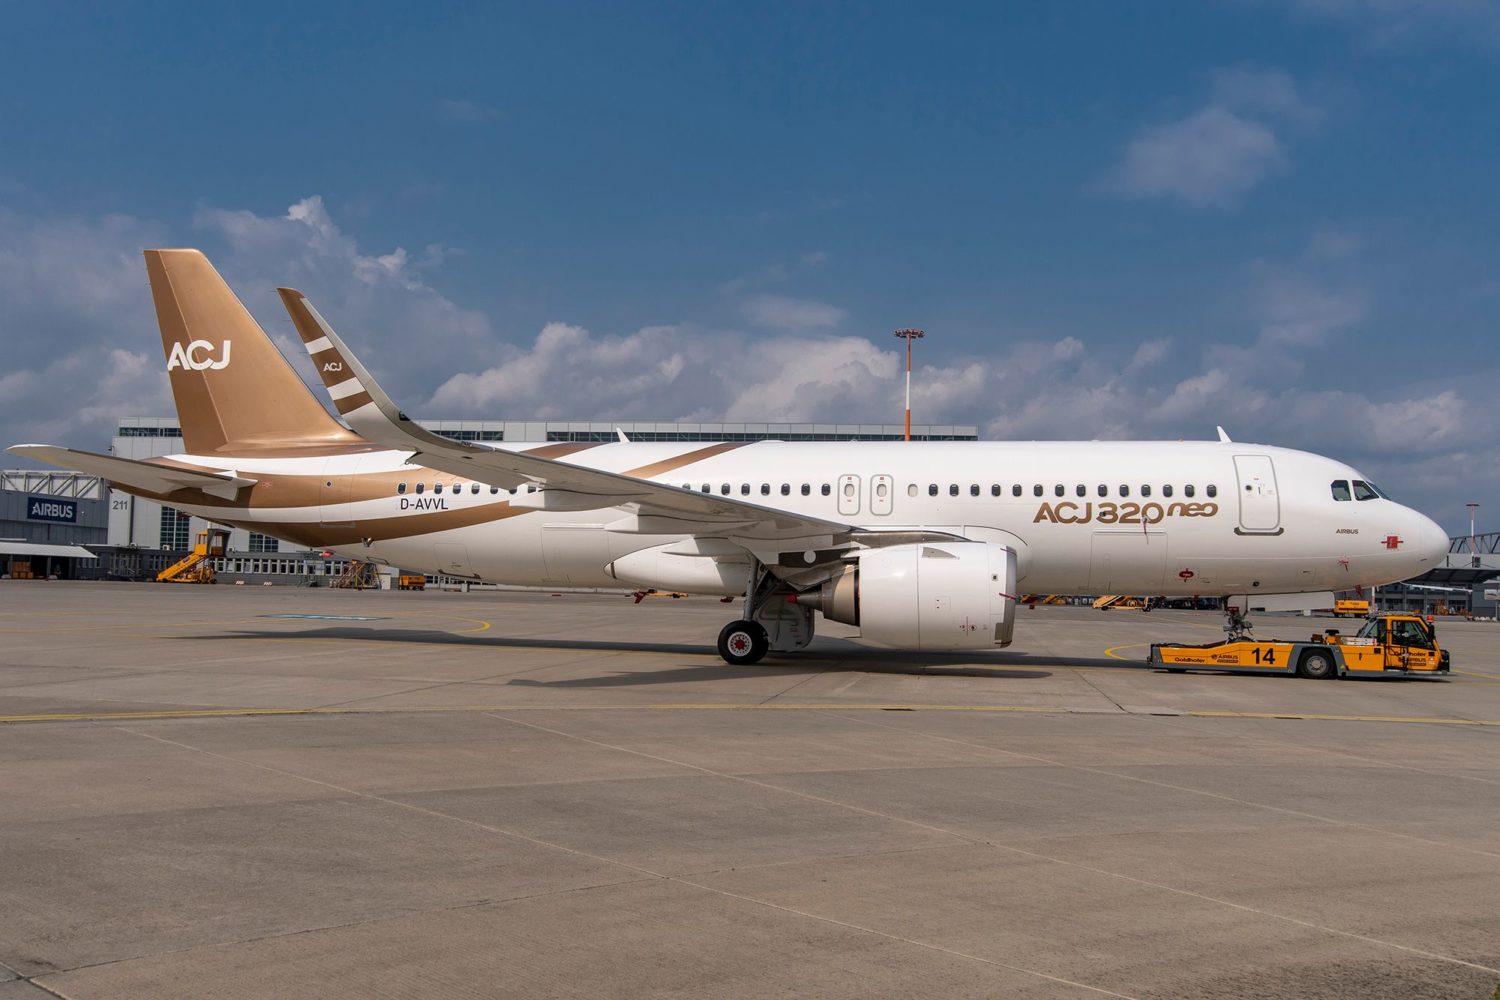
<box><xmin>893</xmin><ymin>328</ymin><xmax>925</xmax><ymax>441</ymax></box>
<box><xmin>1468</xmin><ymin>502</ymin><xmax>1480</xmax><ymax>568</ymax></box>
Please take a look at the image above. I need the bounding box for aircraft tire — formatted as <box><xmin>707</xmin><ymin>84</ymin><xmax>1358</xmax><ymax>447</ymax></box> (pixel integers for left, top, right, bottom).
<box><xmin>718</xmin><ymin>620</ymin><xmax>769</xmax><ymax>666</ymax></box>
<box><xmin>1298</xmin><ymin>649</ymin><xmax>1337</xmax><ymax>680</ymax></box>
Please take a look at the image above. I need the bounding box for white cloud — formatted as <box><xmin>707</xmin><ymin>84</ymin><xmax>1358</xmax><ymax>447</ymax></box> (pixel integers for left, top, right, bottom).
<box><xmin>1266</xmin><ymin>0</ymin><xmax>1500</xmax><ymax>47</ymax></box>
<box><xmin>1101</xmin><ymin>66</ymin><xmax>1319</xmax><ymax>208</ymax></box>
<box><xmin>741</xmin><ymin>294</ymin><xmax>846</xmax><ymax>330</ymax></box>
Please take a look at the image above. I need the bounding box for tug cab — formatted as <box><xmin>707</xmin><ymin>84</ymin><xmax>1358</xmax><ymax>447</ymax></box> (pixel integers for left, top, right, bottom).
<box><xmin>1149</xmin><ymin>613</ymin><xmax>1449</xmax><ymax>679</ymax></box>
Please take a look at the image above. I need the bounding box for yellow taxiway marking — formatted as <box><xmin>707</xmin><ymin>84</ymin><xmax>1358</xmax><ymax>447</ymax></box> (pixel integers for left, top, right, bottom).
<box><xmin>1103</xmin><ymin>642</ymin><xmax>1150</xmax><ymax>660</ymax></box>
<box><xmin>2</xmin><ymin>703</ymin><xmax>1497</xmax><ymax>728</ymax></box>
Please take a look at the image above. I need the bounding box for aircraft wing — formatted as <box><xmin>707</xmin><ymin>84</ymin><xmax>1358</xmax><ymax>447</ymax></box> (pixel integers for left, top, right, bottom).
<box><xmin>276</xmin><ymin>288</ymin><xmax>924</xmax><ymax>561</ymax></box>
<box><xmin>7</xmin><ymin>445</ymin><xmax>257</xmax><ymax>500</ymax></box>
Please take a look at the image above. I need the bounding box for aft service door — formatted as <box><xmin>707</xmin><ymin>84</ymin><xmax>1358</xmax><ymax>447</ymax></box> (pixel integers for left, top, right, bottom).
<box><xmin>837</xmin><ymin>474</ymin><xmax>861</xmax><ymax>516</ymax></box>
<box><xmin>1233</xmin><ymin>454</ymin><xmax>1281</xmax><ymax>534</ymax></box>
<box><xmin>870</xmin><ymin>474</ymin><xmax>894</xmax><ymax>516</ymax></box>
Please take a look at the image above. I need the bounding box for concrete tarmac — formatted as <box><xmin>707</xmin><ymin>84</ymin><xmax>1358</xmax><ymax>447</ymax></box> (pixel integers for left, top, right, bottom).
<box><xmin>1</xmin><ymin>582</ymin><xmax>1497</xmax><ymax>999</ymax></box>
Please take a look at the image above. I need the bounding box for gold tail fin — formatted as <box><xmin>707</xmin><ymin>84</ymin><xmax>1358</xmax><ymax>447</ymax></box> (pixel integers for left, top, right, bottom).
<box><xmin>143</xmin><ymin>249</ymin><xmax>363</xmax><ymax>455</ymax></box>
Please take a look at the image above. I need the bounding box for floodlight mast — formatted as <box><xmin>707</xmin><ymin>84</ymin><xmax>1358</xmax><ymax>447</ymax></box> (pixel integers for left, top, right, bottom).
<box><xmin>894</xmin><ymin>328</ymin><xmax>925</xmax><ymax>441</ymax></box>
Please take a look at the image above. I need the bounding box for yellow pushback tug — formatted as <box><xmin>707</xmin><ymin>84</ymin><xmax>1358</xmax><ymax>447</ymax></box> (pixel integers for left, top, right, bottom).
<box><xmin>1150</xmin><ymin>613</ymin><xmax>1450</xmax><ymax>679</ymax></box>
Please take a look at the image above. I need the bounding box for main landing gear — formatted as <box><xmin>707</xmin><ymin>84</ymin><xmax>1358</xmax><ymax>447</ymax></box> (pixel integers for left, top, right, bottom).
<box><xmin>715</xmin><ymin>559</ymin><xmax>815</xmax><ymax>666</ymax></box>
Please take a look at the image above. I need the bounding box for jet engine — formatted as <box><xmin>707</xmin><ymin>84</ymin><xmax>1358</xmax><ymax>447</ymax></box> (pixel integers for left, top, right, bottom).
<box><xmin>793</xmin><ymin>541</ymin><xmax>1017</xmax><ymax>650</ymax></box>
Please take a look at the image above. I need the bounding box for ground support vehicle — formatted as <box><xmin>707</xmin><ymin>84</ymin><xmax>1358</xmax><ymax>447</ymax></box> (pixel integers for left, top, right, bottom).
<box><xmin>1332</xmin><ymin>598</ymin><xmax>1370</xmax><ymax>617</ymax></box>
<box><xmin>1149</xmin><ymin>614</ymin><xmax>1450</xmax><ymax>679</ymax></box>
<box><xmin>156</xmin><ymin>528</ymin><xmax>230</xmax><ymax>584</ymax></box>
<box><xmin>396</xmin><ymin>575</ymin><xmax>426</xmax><ymax>590</ymax></box>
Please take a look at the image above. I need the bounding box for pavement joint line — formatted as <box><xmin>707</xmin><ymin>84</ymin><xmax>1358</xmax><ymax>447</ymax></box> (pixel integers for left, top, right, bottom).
<box><xmin>4</xmin><ymin>703</ymin><xmax>1500</xmax><ymax>727</ymax></box>
<box><xmin>822</xmin><ymin>710</ymin><xmax>1500</xmax><ymax>865</ymax></box>
<box><xmin>111</xmin><ymin>723</ymin><xmax>1138</xmax><ymax>998</ymax></box>
<box><xmin>493</xmin><ymin>709</ymin><xmax>1500</xmax><ymax>978</ymax></box>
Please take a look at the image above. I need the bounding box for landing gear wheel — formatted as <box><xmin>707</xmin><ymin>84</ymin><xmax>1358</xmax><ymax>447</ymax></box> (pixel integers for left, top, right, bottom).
<box><xmin>1298</xmin><ymin>650</ymin><xmax>1337</xmax><ymax>680</ymax></box>
<box><xmin>717</xmin><ymin>620</ymin><xmax>769</xmax><ymax>666</ymax></box>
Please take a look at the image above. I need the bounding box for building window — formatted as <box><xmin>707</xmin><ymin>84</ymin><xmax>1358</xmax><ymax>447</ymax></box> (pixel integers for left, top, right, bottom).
<box><xmin>247</xmin><ymin>532</ymin><xmax>277</xmax><ymax>553</ymax></box>
<box><xmin>159</xmin><ymin>506</ymin><xmax>190</xmax><ymax>549</ymax></box>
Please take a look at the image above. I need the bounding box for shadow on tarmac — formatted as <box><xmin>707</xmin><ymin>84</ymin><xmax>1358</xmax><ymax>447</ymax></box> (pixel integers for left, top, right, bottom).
<box><xmin>203</xmin><ymin>627</ymin><xmax>1101</xmax><ymax>680</ymax></box>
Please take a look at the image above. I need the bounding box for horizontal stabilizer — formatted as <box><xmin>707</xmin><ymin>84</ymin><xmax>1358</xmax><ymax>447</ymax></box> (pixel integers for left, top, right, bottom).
<box><xmin>7</xmin><ymin>445</ymin><xmax>256</xmax><ymax>500</ymax></box>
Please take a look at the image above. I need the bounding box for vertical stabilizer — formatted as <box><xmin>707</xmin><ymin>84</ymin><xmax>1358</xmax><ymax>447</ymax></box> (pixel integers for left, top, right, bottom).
<box><xmin>143</xmin><ymin>249</ymin><xmax>362</xmax><ymax>454</ymax></box>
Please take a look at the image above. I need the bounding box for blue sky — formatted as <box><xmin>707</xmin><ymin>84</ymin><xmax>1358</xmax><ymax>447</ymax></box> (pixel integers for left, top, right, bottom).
<box><xmin>1</xmin><ymin>1</ymin><xmax>1497</xmax><ymax>530</ymax></box>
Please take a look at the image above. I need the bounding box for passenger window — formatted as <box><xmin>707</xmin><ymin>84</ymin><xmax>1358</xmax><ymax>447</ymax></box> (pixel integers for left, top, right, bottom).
<box><xmin>877</xmin><ymin>482</ymin><xmax>889</xmax><ymax>499</ymax></box>
<box><xmin>821</xmin><ymin>484</ymin><xmax>831</xmax><ymax>496</ymax></box>
<box><xmin>1331</xmin><ymin>480</ymin><xmax>1352</xmax><ymax>502</ymax></box>
<box><xmin>740</xmin><ymin>484</ymin><xmax>751</xmax><ymax>495</ymax></box>
<box><xmin>970</xmin><ymin>484</ymin><xmax>980</xmax><ymax>497</ymax></box>
<box><xmin>721</xmin><ymin>483</ymin><xmax>731</xmax><ymax>495</ymax></box>
<box><xmin>415</xmin><ymin>483</ymin><xmax>425</xmax><ymax>495</ymax></box>
<box><xmin>1119</xmin><ymin>485</ymin><xmax>1129</xmax><ymax>497</ymax></box>
<box><xmin>1033</xmin><ymin>485</ymin><xmax>1043</xmax><ymax>497</ymax></box>
<box><xmin>949</xmin><ymin>484</ymin><xmax>959</xmax><ymax>497</ymax></box>
<box><xmin>1352</xmin><ymin>480</ymin><xmax>1378</xmax><ymax>501</ymax></box>
<box><xmin>489</xmin><ymin>486</ymin><xmax>499</xmax><ymax>495</ymax></box>
<box><xmin>701</xmin><ymin>484</ymin><xmax>711</xmax><ymax>493</ymax></box>
<box><xmin>929</xmin><ymin>484</ymin><xmax>939</xmax><ymax>496</ymax></box>
<box><xmin>801</xmin><ymin>484</ymin><xmax>811</xmax><ymax>496</ymax></box>
<box><xmin>1140</xmin><ymin>485</ymin><xmax>1151</xmax><ymax>497</ymax></box>
<box><xmin>1075</xmin><ymin>485</ymin><xmax>1086</xmax><ymax>497</ymax></box>
<box><xmin>844</xmin><ymin>482</ymin><xmax>856</xmax><ymax>498</ymax></box>
<box><xmin>1097</xmin><ymin>485</ymin><xmax>1107</xmax><ymax>497</ymax></box>
<box><xmin>1054</xmin><ymin>484</ymin><xmax>1064</xmax><ymax>497</ymax></box>
<box><xmin>991</xmin><ymin>485</ymin><xmax>1001</xmax><ymax>497</ymax></box>
<box><xmin>397</xmin><ymin>483</ymin><xmax>407</xmax><ymax>495</ymax></box>
<box><xmin>434</xmin><ymin>484</ymin><xmax>444</xmax><ymax>495</ymax></box>
<box><xmin>781</xmin><ymin>484</ymin><xmax>791</xmax><ymax>495</ymax></box>
<box><xmin>472</xmin><ymin>484</ymin><xmax>480</xmax><ymax>495</ymax></box>
<box><xmin>1207</xmin><ymin>484</ymin><xmax>1217</xmax><ymax>498</ymax></box>
<box><xmin>1184</xmin><ymin>485</ymin><xmax>1195</xmax><ymax>498</ymax></box>
<box><xmin>1162</xmin><ymin>485</ymin><xmax>1173</xmax><ymax>498</ymax></box>
<box><xmin>908</xmin><ymin>484</ymin><xmax>918</xmax><ymax>497</ymax></box>
<box><xmin>760</xmin><ymin>484</ymin><xmax>770</xmax><ymax>495</ymax></box>
<box><xmin>1012</xmin><ymin>485</ymin><xmax>1022</xmax><ymax>497</ymax></box>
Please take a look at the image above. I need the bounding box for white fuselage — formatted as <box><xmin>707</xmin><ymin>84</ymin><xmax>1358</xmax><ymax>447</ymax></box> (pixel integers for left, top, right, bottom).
<box><xmin>156</xmin><ymin>439</ymin><xmax>1449</xmax><ymax>596</ymax></box>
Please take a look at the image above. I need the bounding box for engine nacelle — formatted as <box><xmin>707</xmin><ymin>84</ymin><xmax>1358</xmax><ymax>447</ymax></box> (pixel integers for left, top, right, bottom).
<box><xmin>797</xmin><ymin>542</ymin><xmax>1017</xmax><ymax>650</ymax></box>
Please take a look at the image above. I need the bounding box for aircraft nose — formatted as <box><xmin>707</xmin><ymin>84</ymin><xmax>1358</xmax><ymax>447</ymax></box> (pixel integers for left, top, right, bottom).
<box><xmin>1409</xmin><ymin>510</ymin><xmax>1449</xmax><ymax>567</ymax></box>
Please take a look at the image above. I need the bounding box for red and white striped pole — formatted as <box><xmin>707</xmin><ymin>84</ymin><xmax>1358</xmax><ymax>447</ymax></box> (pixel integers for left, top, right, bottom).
<box><xmin>894</xmin><ymin>328</ymin><xmax>924</xmax><ymax>441</ymax></box>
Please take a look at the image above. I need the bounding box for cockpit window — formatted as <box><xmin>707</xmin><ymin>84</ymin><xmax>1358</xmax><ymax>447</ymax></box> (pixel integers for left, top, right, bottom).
<box><xmin>1352</xmin><ymin>480</ymin><xmax>1379</xmax><ymax>501</ymax></box>
<box><xmin>1330</xmin><ymin>480</ymin><xmax>1352</xmax><ymax>502</ymax></box>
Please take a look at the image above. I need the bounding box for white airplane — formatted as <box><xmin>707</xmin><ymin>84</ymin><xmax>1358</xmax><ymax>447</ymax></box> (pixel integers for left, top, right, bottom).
<box><xmin>10</xmin><ymin>250</ymin><xmax>1449</xmax><ymax>664</ymax></box>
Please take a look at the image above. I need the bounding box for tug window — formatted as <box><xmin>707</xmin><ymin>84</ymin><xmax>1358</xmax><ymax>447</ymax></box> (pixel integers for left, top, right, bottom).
<box><xmin>1054</xmin><ymin>484</ymin><xmax>1065</xmax><ymax>497</ymax></box>
<box><xmin>1352</xmin><ymin>480</ymin><xmax>1379</xmax><ymax>501</ymax></box>
<box><xmin>929</xmin><ymin>484</ymin><xmax>939</xmax><ymax>496</ymax></box>
<box><xmin>1206</xmin><ymin>484</ymin><xmax>1218</xmax><ymax>498</ymax></box>
<box><xmin>397</xmin><ymin>483</ymin><xmax>407</xmax><ymax>495</ymax></box>
<box><xmin>1012</xmin><ymin>484</ymin><xmax>1022</xmax><ymax>497</ymax></box>
<box><xmin>1184</xmin><ymin>485</ymin><xmax>1195</xmax><ymax>498</ymax></box>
